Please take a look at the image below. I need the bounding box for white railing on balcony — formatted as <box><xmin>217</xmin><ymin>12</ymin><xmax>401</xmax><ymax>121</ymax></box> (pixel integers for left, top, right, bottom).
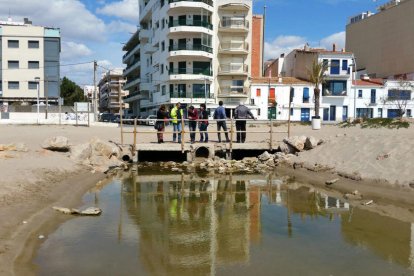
<box><xmin>218</xmin><ymin>64</ymin><xmax>248</xmax><ymax>74</ymax></box>
<box><xmin>220</xmin><ymin>18</ymin><xmax>249</xmax><ymax>30</ymax></box>
<box><xmin>219</xmin><ymin>41</ymin><xmax>249</xmax><ymax>52</ymax></box>
<box><xmin>219</xmin><ymin>86</ymin><xmax>249</xmax><ymax>96</ymax></box>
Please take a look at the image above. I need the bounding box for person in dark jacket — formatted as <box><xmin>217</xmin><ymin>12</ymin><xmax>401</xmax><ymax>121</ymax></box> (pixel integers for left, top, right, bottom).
<box><xmin>198</xmin><ymin>103</ymin><xmax>209</xmax><ymax>143</ymax></box>
<box><xmin>188</xmin><ymin>106</ymin><xmax>198</xmax><ymax>143</ymax></box>
<box><xmin>213</xmin><ymin>101</ymin><xmax>230</xmax><ymax>143</ymax></box>
<box><xmin>156</xmin><ymin>105</ymin><xmax>169</xmax><ymax>143</ymax></box>
<box><xmin>234</xmin><ymin>102</ymin><xmax>255</xmax><ymax>143</ymax></box>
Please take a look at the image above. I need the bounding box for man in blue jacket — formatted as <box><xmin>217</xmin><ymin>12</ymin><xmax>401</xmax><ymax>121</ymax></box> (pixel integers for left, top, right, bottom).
<box><xmin>213</xmin><ymin>101</ymin><xmax>230</xmax><ymax>142</ymax></box>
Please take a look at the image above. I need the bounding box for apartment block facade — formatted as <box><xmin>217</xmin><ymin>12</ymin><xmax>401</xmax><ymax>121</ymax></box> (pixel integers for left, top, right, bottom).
<box><xmin>346</xmin><ymin>0</ymin><xmax>414</xmax><ymax>80</ymax></box>
<box><xmin>0</xmin><ymin>18</ymin><xmax>60</xmax><ymax>107</ymax></box>
<box><xmin>124</xmin><ymin>0</ymin><xmax>253</xmax><ymax>117</ymax></box>
<box><xmin>98</xmin><ymin>69</ymin><xmax>128</xmax><ymax>114</ymax></box>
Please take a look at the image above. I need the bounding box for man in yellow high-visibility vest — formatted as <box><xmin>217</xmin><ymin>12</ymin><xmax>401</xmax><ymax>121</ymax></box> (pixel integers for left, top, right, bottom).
<box><xmin>170</xmin><ymin>102</ymin><xmax>184</xmax><ymax>143</ymax></box>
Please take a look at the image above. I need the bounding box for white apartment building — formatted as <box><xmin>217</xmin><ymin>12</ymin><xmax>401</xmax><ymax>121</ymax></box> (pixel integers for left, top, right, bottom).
<box><xmin>83</xmin><ymin>85</ymin><xmax>97</xmax><ymax>100</ymax></box>
<box><xmin>0</xmin><ymin>18</ymin><xmax>60</xmax><ymax>107</ymax></box>
<box><xmin>98</xmin><ymin>69</ymin><xmax>128</xmax><ymax>114</ymax></box>
<box><xmin>127</xmin><ymin>0</ymin><xmax>252</xmax><ymax>117</ymax></box>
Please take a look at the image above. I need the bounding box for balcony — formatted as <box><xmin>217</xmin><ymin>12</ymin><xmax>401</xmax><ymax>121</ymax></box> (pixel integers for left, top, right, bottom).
<box><xmin>169</xmin><ymin>0</ymin><xmax>213</xmax><ymax>12</ymax></box>
<box><xmin>322</xmin><ymin>90</ymin><xmax>347</xmax><ymax>97</ymax></box>
<box><xmin>168</xmin><ymin>44</ymin><xmax>213</xmax><ymax>58</ymax></box>
<box><xmin>122</xmin><ymin>43</ymin><xmax>140</xmax><ymax>64</ymax></box>
<box><xmin>139</xmin><ymin>29</ymin><xmax>151</xmax><ymax>43</ymax></box>
<box><xmin>123</xmin><ymin>77</ymin><xmax>141</xmax><ymax>90</ymax></box>
<box><xmin>218</xmin><ymin>86</ymin><xmax>249</xmax><ymax>97</ymax></box>
<box><xmin>144</xmin><ymin>43</ymin><xmax>158</xmax><ymax>54</ymax></box>
<box><xmin>169</xmin><ymin>19</ymin><xmax>213</xmax><ymax>30</ymax></box>
<box><xmin>219</xmin><ymin>41</ymin><xmax>249</xmax><ymax>55</ymax></box>
<box><xmin>219</xmin><ymin>18</ymin><xmax>249</xmax><ymax>33</ymax></box>
<box><xmin>123</xmin><ymin>61</ymin><xmax>141</xmax><ymax>77</ymax></box>
<box><xmin>169</xmin><ymin>67</ymin><xmax>212</xmax><ymax>78</ymax></box>
<box><xmin>140</xmin><ymin>80</ymin><xmax>153</xmax><ymax>92</ymax></box>
<box><xmin>170</xmin><ymin>90</ymin><xmax>213</xmax><ymax>99</ymax></box>
<box><xmin>219</xmin><ymin>0</ymin><xmax>251</xmax><ymax>11</ymax></box>
<box><xmin>123</xmin><ymin>91</ymin><xmax>145</xmax><ymax>103</ymax></box>
<box><xmin>218</xmin><ymin>64</ymin><xmax>248</xmax><ymax>76</ymax></box>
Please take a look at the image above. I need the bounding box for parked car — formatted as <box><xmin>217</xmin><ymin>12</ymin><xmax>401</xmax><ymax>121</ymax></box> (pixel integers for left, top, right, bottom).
<box><xmin>146</xmin><ymin>115</ymin><xmax>157</xmax><ymax>126</ymax></box>
<box><xmin>100</xmin><ymin>113</ymin><xmax>116</xmax><ymax>122</ymax></box>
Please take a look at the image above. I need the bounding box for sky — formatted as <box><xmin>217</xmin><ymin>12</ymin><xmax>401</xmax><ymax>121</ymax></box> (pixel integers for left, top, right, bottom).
<box><xmin>0</xmin><ymin>0</ymin><xmax>387</xmax><ymax>86</ymax></box>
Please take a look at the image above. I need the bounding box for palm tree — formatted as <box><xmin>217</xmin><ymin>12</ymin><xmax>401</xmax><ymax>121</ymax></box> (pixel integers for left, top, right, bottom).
<box><xmin>308</xmin><ymin>60</ymin><xmax>328</xmax><ymax>118</ymax></box>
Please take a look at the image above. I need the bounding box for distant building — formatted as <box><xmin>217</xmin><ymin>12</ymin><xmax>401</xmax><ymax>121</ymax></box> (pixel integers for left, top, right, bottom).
<box><xmin>346</xmin><ymin>0</ymin><xmax>414</xmax><ymax>80</ymax></box>
<box><xmin>83</xmin><ymin>85</ymin><xmax>96</xmax><ymax>100</ymax></box>
<box><xmin>98</xmin><ymin>69</ymin><xmax>128</xmax><ymax>114</ymax></box>
<box><xmin>264</xmin><ymin>54</ymin><xmax>285</xmax><ymax>78</ymax></box>
<box><xmin>251</xmin><ymin>15</ymin><xmax>263</xmax><ymax>78</ymax></box>
<box><xmin>0</xmin><ymin>17</ymin><xmax>61</xmax><ymax>107</ymax></box>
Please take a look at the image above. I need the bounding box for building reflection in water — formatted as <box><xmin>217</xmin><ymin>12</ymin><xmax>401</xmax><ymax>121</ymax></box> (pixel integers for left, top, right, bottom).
<box><xmin>122</xmin><ymin>172</ymin><xmax>414</xmax><ymax>274</ymax></box>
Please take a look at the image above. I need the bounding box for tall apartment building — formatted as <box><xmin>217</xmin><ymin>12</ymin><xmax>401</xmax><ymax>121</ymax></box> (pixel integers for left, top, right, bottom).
<box><xmin>128</xmin><ymin>0</ymin><xmax>253</xmax><ymax>117</ymax></box>
<box><xmin>98</xmin><ymin>69</ymin><xmax>128</xmax><ymax>114</ymax></box>
<box><xmin>0</xmin><ymin>18</ymin><xmax>60</xmax><ymax>107</ymax></box>
<box><xmin>346</xmin><ymin>0</ymin><xmax>414</xmax><ymax>79</ymax></box>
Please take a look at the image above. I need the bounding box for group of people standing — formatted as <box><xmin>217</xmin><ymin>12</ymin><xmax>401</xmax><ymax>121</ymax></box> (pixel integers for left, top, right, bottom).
<box><xmin>155</xmin><ymin>101</ymin><xmax>254</xmax><ymax>144</ymax></box>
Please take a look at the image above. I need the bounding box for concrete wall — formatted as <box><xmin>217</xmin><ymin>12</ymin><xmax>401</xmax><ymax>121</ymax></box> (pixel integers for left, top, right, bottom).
<box><xmin>346</xmin><ymin>0</ymin><xmax>414</xmax><ymax>79</ymax></box>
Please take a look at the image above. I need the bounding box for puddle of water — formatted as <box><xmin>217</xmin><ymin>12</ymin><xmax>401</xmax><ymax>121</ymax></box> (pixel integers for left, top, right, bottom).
<box><xmin>34</xmin><ymin>171</ymin><xmax>414</xmax><ymax>276</ymax></box>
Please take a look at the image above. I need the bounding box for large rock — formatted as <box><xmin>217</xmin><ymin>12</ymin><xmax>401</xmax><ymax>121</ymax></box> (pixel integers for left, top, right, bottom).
<box><xmin>90</xmin><ymin>138</ymin><xmax>120</xmax><ymax>159</ymax></box>
<box><xmin>70</xmin><ymin>143</ymin><xmax>92</xmax><ymax>163</ymax></box>
<box><xmin>258</xmin><ymin>151</ymin><xmax>272</xmax><ymax>162</ymax></box>
<box><xmin>0</xmin><ymin>143</ymin><xmax>28</xmax><ymax>152</ymax></box>
<box><xmin>42</xmin><ymin>136</ymin><xmax>70</xmax><ymax>152</ymax></box>
<box><xmin>304</xmin><ymin>136</ymin><xmax>318</xmax><ymax>150</ymax></box>
<box><xmin>279</xmin><ymin>142</ymin><xmax>297</xmax><ymax>154</ymax></box>
<box><xmin>283</xmin><ymin>136</ymin><xmax>306</xmax><ymax>152</ymax></box>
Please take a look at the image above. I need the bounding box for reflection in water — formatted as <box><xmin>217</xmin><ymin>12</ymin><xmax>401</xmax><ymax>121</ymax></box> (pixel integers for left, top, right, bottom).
<box><xmin>34</xmin><ymin>171</ymin><xmax>414</xmax><ymax>276</ymax></box>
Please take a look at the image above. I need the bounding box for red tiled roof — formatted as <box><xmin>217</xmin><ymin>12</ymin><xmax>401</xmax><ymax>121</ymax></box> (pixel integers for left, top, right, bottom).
<box><xmin>251</xmin><ymin>77</ymin><xmax>312</xmax><ymax>85</ymax></box>
<box><xmin>353</xmin><ymin>78</ymin><xmax>384</xmax><ymax>86</ymax></box>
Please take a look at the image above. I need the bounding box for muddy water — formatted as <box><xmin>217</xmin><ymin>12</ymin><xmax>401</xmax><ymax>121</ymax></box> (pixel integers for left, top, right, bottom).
<box><xmin>34</xmin><ymin>170</ymin><xmax>414</xmax><ymax>276</ymax></box>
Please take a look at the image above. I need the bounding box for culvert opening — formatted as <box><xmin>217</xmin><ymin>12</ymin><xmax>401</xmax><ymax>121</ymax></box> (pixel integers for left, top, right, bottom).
<box><xmin>195</xmin><ymin>147</ymin><xmax>210</xmax><ymax>158</ymax></box>
<box><xmin>122</xmin><ymin>154</ymin><xmax>131</xmax><ymax>162</ymax></box>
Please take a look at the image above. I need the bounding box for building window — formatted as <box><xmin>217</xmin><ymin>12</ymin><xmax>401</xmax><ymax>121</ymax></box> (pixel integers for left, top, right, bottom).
<box><xmin>28</xmin><ymin>82</ymin><xmax>38</xmax><ymax>90</ymax></box>
<box><xmin>370</xmin><ymin>89</ymin><xmax>376</xmax><ymax>104</ymax></box>
<box><xmin>330</xmin><ymin>59</ymin><xmax>340</xmax><ymax>75</ymax></box>
<box><xmin>162</xmin><ymin>85</ymin><xmax>166</xmax><ymax>95</ymax></box>
<box><xmin>8</xmin><ymin>40</ymin><xmax>19</xmax><ymax>48</ymax></box>
<box><xmin>407</xmin><ymin>109</ymin><xmax>412</xmax><ymax>117</ymax></box>
<box><xmin>323</xmin><ymin>59</ymin><xmax>329</xmax><ymax>68</ymax></box>
<box><xmin>342</xmin><ymin>60</ymin><xmax>348</xmax><ymax>71</ymax></box>
<box><xmin>378</xmin><ymin>108</ymin><xmax>383</xmax><ymax>118</ymax></box>
<box><xmin>28</xmin><ymin>40</ymin><xmax>40</xmax><ymax>48</ymax></box>
<box><xmin>162</xmin><ymin>18</ymin><xmax>165</xmax><ymax>29</ymax></box>
<box><xmin>322</xmin><ymin>81</ymin><xmax>347</xmax><ymax>96</ymax></box>
<box><xmin>193</xmin><ymin>84</ymin><xmax>210</xmax><ymax>98</ymax></box>
<box><xmin>358</xmin><ymin>90</ymin><xmax>363</xmax><ymax>98</ymax></box>
<box><xmin>388</xmin><ymin>89</ymin><xmax>412</xmax><ymax>101</ymax></box>
<box><xmin>303</xmin><ymin>87</ymin><xmax>310</xmax><ymax>103</ymax></box>
<box><xmin>161</xmin><ymin>41</ymin><xmax>165</xmax><ymax>51</ymax></box>
<box><xmin>8</xmin><ymin>81</ymin><xmax>19</xmax><ymax>89</ymax></box>
<box><xmin>161</xmin><ymin>64</ymin><xmax>164</xmax><ymax>74</ymax></box>
<box><xmin>170</xmin><ymin>84</ymin><xmax>174</xmax><ymax>97</ymax></box>
<box><xmin>256</xmin><ymin>88</ymin><xmax>261</xmax><ymax>97</ymax></box>
<box><xmin>28</xmin><ymin>61</ymin><xmax>40</xmax><ymax>69</ymax></box>
<box><xmin>8</xmin><ymin>60</ymin><xmax>19</xmax><ymax>69</ymax></box>
<box><xmin>356</xmin><ymin>108</ymin><xmax>373</xmax><ymax>118</ymax></box>
<box><xmin>290</xmin><ymin>108</ymin><xmax>294</xmax><ymax>116</ymax></box>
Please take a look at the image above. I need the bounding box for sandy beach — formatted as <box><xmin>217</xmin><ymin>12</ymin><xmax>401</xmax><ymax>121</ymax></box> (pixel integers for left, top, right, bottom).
<box><xmin>0</xmin><ymin>123</ymin><xmax>414</xmax><ymax>275</ymax></box>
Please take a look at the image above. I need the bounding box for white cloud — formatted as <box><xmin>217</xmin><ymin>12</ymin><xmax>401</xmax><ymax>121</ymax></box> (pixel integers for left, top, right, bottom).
<box><xmin>0</xmin><ymin>0</ymin><xmax>107</xmax><ymax>42</ymax></box>
<box><xmin>107</xmin><ymin>20</ymin><xmax>137</xmax><ymax>34</ymax></box>
<box><xmin>320</xmin><ymin>31</ymin><xmax>346</xmax><ymax>51</ymax></box>
<box><xmin>264</xmin><ymin>35</ymin><xmax>307</xmax><ymax>60</ymax></box>
<box><xmin>61</xmin><ymin>41</ymin><xmax>93</xmax><ymax>61</ymax></box>
<box><xmin>97</xmin><ymin>0</ymin><xmax>139</xmax><ymax>22</ymax></box>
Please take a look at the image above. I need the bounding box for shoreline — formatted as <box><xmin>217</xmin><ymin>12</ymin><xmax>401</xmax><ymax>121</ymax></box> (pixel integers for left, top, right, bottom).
<box><xmin>0</xmin><ymin>169</ymin><xmax>106</xmax><ymax>276</ymax></box>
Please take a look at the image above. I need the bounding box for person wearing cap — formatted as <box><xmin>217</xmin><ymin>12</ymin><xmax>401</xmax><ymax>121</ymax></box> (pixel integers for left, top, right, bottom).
<box><xmin>213</xmin><ymin>101</ymin><xmax>230</xmax><ymax>143</ymax></box>
<box><xmin>234</xmin><ymin>101</ymin><xmax>255</xmax><ymax>143</ymax></box>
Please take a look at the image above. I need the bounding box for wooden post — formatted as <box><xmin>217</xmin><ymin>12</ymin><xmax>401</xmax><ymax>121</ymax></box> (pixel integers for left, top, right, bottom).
<box><xmin>87</xmin><ymin>102</ymin><xmax>90</xmax><ymax>127</ymax></box>
<box><xmin>270</xmin><ymin>118</ymin><xmax>273</xmax><ymax>150</ymax></box>
<box><xmin>288</xmin><ymin>101</ymin><xmax>292</xmax><ymax>138</ymax></box>
<box><xmin>119</xmin><ymin>82</ymin><xmax>124</xmax><ymax>145</ymax></box>
<box><xmin>181</xmin><ymin>115</ymin><xmax>185</xmax><ymax>153</ymax></box>
<box><xmin>229</xmin><ymin>117</ymin><xmax>234</xmax><ymax>159</ymax></box>
<box><xmin>133</xmin><ymin>118</ymin><xmax>137</xmax><ymax>157</ymax></box>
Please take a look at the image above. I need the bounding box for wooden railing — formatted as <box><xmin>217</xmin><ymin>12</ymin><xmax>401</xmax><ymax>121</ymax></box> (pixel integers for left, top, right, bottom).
<box><xmin>120</xmin><ymin>118</ymin><xmax>291</xmax><ymax>154</ymax></box>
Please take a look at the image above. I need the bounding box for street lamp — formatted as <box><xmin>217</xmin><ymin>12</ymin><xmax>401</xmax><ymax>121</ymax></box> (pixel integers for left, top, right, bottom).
<box><xmin>35</xmin><ymin>77</ymin><xmax>41</xmax><ymax>124</ymax></box>
<box><xmin>350</xmin><ymin>56</ymin><xmax>357</xmax><ymax>119</ymax></box>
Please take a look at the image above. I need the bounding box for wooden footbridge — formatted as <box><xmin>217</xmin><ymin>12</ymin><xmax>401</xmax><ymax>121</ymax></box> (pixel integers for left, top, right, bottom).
<box><xmin>120</xmin><ymin>118</ymin><xmax>291</xmax><ymax>161</ymax></box>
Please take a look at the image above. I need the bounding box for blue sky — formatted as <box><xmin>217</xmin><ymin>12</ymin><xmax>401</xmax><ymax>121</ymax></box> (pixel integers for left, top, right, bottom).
<box><xmin>1</xmin><ymin>0</ymin><xmax>387</xmax><ymax>85</ymax></box>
